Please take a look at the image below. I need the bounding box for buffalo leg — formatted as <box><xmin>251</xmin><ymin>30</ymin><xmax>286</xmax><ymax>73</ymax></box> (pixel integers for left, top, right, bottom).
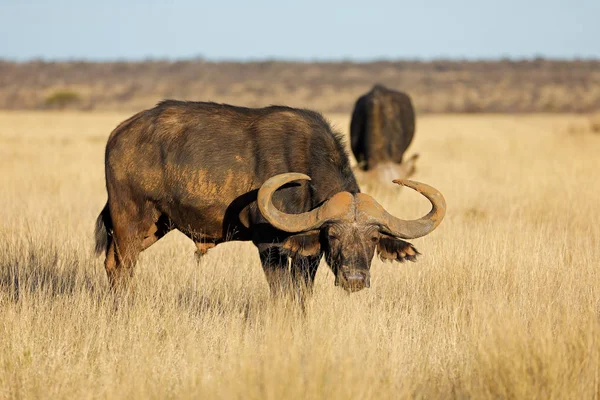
<box><xmin>104</xmin><ymin>238</ymin><xmax>118</xmax><ymax>286</ymax></box>
<box><xmin>106</xmin><ymin>199</ymin><xmax>158</xmax><ymax>293</ymax></box>
<box><xmin>259</xmin><ymin>247</ymin><xmax>292</xmax><ymax>296</ymax></box>
<box><xmin>291</xmin><ymin>255</ymin><xmax>320</xmax><ymax>298</ymax></box>
<box><xmin>141</xmin><ymin>214</ymin><xmax>171</xmax><ymax>251</ymax></box>
<box><xmin>108</xmin><ymin>227</ymin><xmax>142</xmax><ymax>293</ymax></box>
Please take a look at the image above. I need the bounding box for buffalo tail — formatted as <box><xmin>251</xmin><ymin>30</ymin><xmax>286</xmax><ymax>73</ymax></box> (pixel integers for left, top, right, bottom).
<box><xmin>94</xmin><ymin>203</ymin><xmax>112</xmax><ymax>256</ymax></box>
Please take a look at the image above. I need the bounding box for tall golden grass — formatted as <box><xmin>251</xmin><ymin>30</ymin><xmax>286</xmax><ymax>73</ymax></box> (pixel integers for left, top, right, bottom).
<box><xmin>1</xmin><ymin>111</ymin><xmax>599</xmax><ymax>399</ymax></box>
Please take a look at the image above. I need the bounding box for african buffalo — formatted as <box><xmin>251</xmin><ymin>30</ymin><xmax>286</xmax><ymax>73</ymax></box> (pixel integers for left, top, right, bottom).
<box><xmin>95</xmin><ymin>100</ymin><xmax>445</xmax><ymax>294</ymax></box>
<box><xmin>350</xmin><ymin>84</ymin><xmax>418</xmax><ymax>181</ymax></box>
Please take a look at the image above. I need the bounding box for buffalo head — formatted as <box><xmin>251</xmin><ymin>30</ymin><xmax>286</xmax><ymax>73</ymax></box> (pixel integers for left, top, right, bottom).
<box><xmin>257</xmin><ymin>173</ymin><xmax>446</xmax><ymax>292</ymax></box>
<box><xmin>354</xmin><ymin>154</ymin><xmax>420</xmax><ymax>188</ymax></box>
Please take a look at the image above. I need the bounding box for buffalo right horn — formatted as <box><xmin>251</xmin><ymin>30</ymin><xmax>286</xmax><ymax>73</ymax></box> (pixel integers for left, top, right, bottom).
<box><xmin>257</xmin><ymin>173</ymin><xmax>346</xmax><ymax>233</ymax></box>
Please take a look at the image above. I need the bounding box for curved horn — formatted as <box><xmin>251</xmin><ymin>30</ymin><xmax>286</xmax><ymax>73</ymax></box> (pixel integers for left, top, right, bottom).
<box><xmin>257</xmin><ymin>173</ymin><xmax>331</xmax><ymax>232</ymax></box>
<box><xmin>382</xmin><ymin>180</ymin><xmax>446</xmax><ymax>239</ymax></box>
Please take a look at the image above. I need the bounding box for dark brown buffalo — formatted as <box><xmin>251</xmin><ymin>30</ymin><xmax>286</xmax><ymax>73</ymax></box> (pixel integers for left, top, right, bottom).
<box><xmin>350</xmin><ymin>84</ymin><xmax>418</xmax><ymax>181</ymax></box>
<box><xmin>95</xmin><ymin>100</ymin><xmax>445</xmax><ymax>295</ymax></box>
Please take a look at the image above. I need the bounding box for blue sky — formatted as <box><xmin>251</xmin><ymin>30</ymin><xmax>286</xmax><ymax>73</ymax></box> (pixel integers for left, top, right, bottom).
<box><xmin>1</xmin><ymin>0</ymin><xmax>598</xmax><ymax>61</ymax></box>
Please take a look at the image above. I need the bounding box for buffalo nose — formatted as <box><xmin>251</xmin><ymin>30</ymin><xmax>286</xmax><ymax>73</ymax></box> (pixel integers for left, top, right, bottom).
<box><xmin>345</xmin><ymin>271</ymin><xmax>365</xmax><ymax>282</ymax></box>
<box><xmin>341</xmin><ymin>270</ymin><xmax>370</xmax><ymax>292</ymax></box>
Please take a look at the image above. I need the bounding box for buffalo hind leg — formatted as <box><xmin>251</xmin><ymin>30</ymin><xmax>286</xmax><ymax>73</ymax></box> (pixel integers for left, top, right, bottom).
<box><xmin>141</xmin><ymin>214</ymin><xmax>172</xmax><ymax>251</ymax></box>
<box><xmin>106</xmin><ymin>201</ymin><xmax>160</xmax><ymax>294</ymax></box>
<box><xmin>104</xmin><ymin>237</ymin><xmax>118</xmax><ymax>288</ymax></box>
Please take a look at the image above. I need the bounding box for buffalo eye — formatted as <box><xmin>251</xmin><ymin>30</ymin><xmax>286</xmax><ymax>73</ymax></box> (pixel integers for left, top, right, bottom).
<box><xmin>328</xmin><ymin>234</ymin><xmax>339</xmax><ymax>242</ymax></box>
<box><xmin>370</xmin><ymin>235</ymin><xmax>379</xmax><ymax>243</ymax></box>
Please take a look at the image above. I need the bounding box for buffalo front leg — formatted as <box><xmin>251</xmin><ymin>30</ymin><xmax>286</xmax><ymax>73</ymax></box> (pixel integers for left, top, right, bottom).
<box><xmin>259</xmin><ymin>247</ymin><xmax>292</xmax><ymax>297</ymax></box>
<box><xmin>291</xmin><ymin>255</ymin><xmax>320</xmax><ymax>299</ymax></box>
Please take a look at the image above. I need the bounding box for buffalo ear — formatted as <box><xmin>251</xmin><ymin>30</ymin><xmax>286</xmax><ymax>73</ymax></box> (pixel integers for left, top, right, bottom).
<box><xmin>281</xmin><ymin>231</ymin><xmax>321</xmax><ymax>257</ymax></box>
<box><xmin>377</xmin><ymin>236</ymin><xmax>420</xmax><ymax>263</ymax></box>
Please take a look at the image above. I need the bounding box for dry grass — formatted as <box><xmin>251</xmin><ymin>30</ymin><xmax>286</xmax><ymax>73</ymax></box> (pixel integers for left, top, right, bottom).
<box><xmin>1</xmin><ymin>111</ymin><xmax>600</xmax><ymax>399</ymax></box>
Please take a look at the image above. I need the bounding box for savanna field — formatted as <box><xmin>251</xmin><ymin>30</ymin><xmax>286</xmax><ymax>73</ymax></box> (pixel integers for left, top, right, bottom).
<box><xmin>1</xmin><ymin>110</ymin><xmax>600</xmax><ymax>399</ymax></box>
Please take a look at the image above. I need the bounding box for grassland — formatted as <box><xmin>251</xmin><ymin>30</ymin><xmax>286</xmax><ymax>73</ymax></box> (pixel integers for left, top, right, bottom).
<box><xmin>1</xmin><ymin>111</ymin><xmax>600</xmax><ymax>399</ymax></box>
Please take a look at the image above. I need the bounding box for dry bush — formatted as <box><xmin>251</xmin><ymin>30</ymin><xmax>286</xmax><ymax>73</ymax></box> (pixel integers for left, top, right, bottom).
<box><xmin>44</xmin><ymin>90</ymin><xmax>81</xmax><ymax>109</ymax></box>
<box><xmin>1</xmin><ymin>59</ymin><xmax>600</xmax><ymax>114</ymax></box>
<box><xmin>1</xmin><ymin>112</ymin><xmax>600</xmax><ymax>398</ymax></box>
<box><xmin>566</xmin><ymin>112</ymin><xmax>600</xmax><ymax>135</ymax></box>
<box><xmin>589</xmin><ymin>113</ymin><xmax>600</xmax><ymax>133</ymax></box>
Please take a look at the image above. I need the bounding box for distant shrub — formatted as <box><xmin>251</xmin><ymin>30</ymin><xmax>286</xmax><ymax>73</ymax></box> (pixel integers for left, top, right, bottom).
<box><xmin>44</xmin><ymin>90</ymin><xmax>80</xmax><ymax>109</ymax></box>
<box><xmin>589</xmin><ymin>113</ymin><xmax>600</xmax><ymax>134</ymax></box>
<box><xmin>462</xmin><ymin>99</ymin><xmax>484</xmax><ymax>113</ymax></box>
<box><xmin>566</xmin><ymin>113</ymin><xmax>600</xmax><ymax>136</ymax></box>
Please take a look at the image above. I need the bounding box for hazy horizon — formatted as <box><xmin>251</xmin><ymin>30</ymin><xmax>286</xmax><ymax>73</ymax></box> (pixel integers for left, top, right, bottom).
<box><xmin>2</xmin><ymin>0</ymin><xmax>598</xmax><ymax>62</ymax></box>
<box><xmin>2</xmin><ymin>54</ymin><xmax>599</xmax><ymax>63</ymax></box>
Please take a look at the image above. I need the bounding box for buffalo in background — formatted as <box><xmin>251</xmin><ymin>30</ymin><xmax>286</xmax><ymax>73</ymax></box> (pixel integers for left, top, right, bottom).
<box><xmin>350</xmin><ymin>84</ymin><xmax>419</xmax><ymax>183</ymax></box>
